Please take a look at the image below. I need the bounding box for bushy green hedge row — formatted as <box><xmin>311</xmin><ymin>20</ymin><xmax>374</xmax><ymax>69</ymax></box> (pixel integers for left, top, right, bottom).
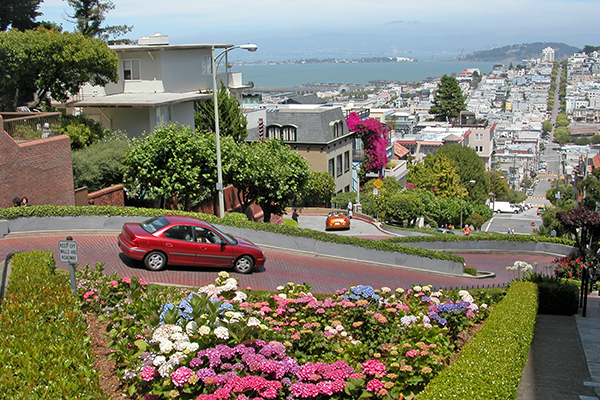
<box><xmin>415</xmin><ymin>281</ymin><xmax>538</xmax><ymax>400</ymax></box>
<box><xmin>0</xmin><ymin>205</ymin><xmax>465</xmax><ymax>263</ymax></box>
<box><xmin>386</xmin><ymin>232</ymin><xmax>574</xmax><ymax>246</ymax></box>
<box><xmin>0</xmin><ymin>251</ymin><xmax>106</xmax><ymax>399</ymax></box>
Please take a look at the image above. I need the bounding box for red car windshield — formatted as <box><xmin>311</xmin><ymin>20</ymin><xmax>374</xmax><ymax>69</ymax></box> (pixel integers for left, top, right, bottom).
<box><xmin>140</xmin><ymin>216</ymin><xmax>170</xmax><ymax>233</ymax></box>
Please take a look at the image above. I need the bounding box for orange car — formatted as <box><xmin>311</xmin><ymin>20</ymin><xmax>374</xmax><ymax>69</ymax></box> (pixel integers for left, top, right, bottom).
<box><xmin>325</xmin><ymin>211</ymin><xmax>351</xmax><ymax>230</ymax></box>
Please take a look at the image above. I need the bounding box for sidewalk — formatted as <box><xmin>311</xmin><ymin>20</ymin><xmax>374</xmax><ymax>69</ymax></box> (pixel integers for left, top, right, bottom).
<box><xmin>517</xmin><ymin>294</ymin><xmax>600</xmax><ymax>400</ymax></box>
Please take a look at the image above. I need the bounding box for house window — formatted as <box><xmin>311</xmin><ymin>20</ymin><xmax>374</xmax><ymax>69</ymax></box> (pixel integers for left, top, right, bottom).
<box><xmin>336</xmin><ymin>154</ymin><xmax>343</xmax><ymax>176</ymax></box>
<box><xmin>475</xmin><ymin>133</ymin><xmax>484</xmax><ymax>141</ymax></box>
<box><xmin>475</xmin><ymin>145</ymin><xmax>484</xmax><ymax>152</ymax></box>
<box><xmin>123</xmin><ymin>59</ymin><xmax>140</xmax><ymax>80</ymax></box>
<box><xmin>328</xmin><ymin>158</ymin><xmax>335</xmax><ymax>177</ymax></box>
<box><xmin>344</xmin><ymin>151</ymin><xmax>350</xmax><ymax>172</ymax></box>
<box><xmin>201</xmin><ymin>56</ymin><xmax>212</xmax><ymax>75</ymax></box>
<box><xmin>266</xmin><ymin>125</ymin><xmax>281</xmax><ymax>139</ymax></box>
<box><xmin>282</xmin><ymin>126</ymin><xmax>297</xmax><ymax>141</ymax></box>
<box><xmin>333</xmin><ymin>121</ymin><xmax>344</xmax><ymax>138</ymax></box>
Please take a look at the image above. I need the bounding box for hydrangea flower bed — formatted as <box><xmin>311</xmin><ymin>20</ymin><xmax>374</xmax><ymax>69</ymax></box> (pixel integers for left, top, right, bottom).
<box><xmin>77</xmin><ymin>265</ymin><xmax>493</xmax><ymax>400</ymax></box>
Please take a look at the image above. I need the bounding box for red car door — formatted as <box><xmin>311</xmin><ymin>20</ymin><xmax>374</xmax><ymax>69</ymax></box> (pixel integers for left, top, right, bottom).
<box><xmin>160</xmin><ymin>225</ymin><xmax>197</xmax><ymax>266</ymax></box>
<box><xmin>194</xmin><ymin>226</ymin><xmax>234</xmax><ymax>268</ymax></box>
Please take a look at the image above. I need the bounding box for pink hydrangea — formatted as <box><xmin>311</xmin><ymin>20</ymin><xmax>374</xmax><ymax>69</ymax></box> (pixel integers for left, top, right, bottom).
<box><xmin>361</xmin><ymin>360</ymin><xmax>386</xmax><ymax>376</ymax></box>
<box><xmin>170</xmin><ymin>366</ymin><xmax>194</xmax><ymax>387</ymax></box>
<box><xmin>366</xmin><ymin>378</ymin><xmax>384</xmax><ymax>392</ymax></box>
<box><xmin>140</xmin><ymin>366</ymin><xmax>156</xmax><ymax>382</ymax></box>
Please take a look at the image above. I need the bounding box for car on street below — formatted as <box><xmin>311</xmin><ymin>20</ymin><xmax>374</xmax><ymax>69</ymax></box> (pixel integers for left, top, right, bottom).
<box><xmin>433</xmin><ymin>228</ymin><xmax>455</xmax><ymax>234</ymax></box>
<box><xmin>325</xmin><ymin>211</ymin><xmax>351</xmax><ymax>230</ymax></box>
<box><xmin>118</xmin><ymin>215</ymin><xmax>266</xmax><ymax>273</ymax></box>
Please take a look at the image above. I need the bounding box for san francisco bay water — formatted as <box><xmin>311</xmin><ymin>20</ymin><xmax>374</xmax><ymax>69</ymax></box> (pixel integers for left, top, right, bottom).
<box><xmin>236</xmin><ymin>61</ymin><xmax>501</xmax><ymax>88</ymax></box>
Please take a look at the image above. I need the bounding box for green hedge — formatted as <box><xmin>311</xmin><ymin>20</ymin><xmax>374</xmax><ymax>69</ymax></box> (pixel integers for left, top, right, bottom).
<box><xmin>385</xmin><ymin>232</ymin><xmax>574</xmax><ymax>246</ymax></box>
<box><xmin>415</xmin><ymin>281</ymin><xmax>538</xmax><ymax>400</ymax></box>
<box><xmin>0</xmin><ymin>206</ymin><xmax>465</xmax><ymax>263</ymax></box>
<box><xmin>0</xmin><ymin>251</ymin><xmax>106</xmax><ymax>399</ymax></box>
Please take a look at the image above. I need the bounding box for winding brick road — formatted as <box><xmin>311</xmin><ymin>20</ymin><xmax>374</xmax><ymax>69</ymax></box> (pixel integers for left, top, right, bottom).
<box><xmin>0</xmin><ymin>234</ymin><xmax>557</xmax><ymax>294</ymax></box>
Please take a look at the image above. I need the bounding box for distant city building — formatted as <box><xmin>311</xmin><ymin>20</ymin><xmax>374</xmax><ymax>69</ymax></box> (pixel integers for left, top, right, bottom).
<box><xmin>542</xmin><ymin>47</ymin><xmax>555</xmax><ymax>63</ymax></box>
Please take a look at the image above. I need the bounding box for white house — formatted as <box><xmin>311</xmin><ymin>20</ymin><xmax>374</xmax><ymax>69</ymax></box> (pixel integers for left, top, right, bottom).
<box><xmin>66</xmin><ymin>34</ymin><xmax>249</xmax><ymax>137</ymax></box>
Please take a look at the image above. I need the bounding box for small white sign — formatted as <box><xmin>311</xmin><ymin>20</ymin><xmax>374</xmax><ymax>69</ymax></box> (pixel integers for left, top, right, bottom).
<box><xmin>58</xmin><ymin>240</ymin><xmax>79</xmax><ymax>264</ymax></box>
<box><xmin>373</xmin><ymin>188</ymin><xmax>379</xmax><ymax>196</ymax></box>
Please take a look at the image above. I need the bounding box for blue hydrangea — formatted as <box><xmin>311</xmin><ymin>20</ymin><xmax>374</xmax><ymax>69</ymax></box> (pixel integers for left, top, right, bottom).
<box><xmin>159</xmin><ymin>303</ymin><xmax>175</xmax><ymax>323</ymax></box>
<box><xmin>344</xmin><ymin>285</ymin><xmax>381</xmax><ymax>301</ymax></box>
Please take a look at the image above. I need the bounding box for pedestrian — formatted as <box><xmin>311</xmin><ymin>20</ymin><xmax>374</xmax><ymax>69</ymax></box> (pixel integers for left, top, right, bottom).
<box><xmin>292</xmin><ymin>209</ymin><xmax>299</xmax><ymax>223</ymax></box>
<box><xmin>347</xmin><ymin>200</ymin><xmax>353</xmax><ymax>218</ymax></box>
<box><xmin>551</xmin><ymin>229</ymin><xmax>557</xmax><ymax>237</ymax></box>
<box><xmin>463</xmin><ymin>225</ymin><xmax>471</xmax><ymax>236</ymax></box>
<box><xmin>20</xmin><ymin>196</ymin><xmax>30</xmax><ymax>206</ymax></box>
<box><xmin>507</xmin><ymin>226</ymin><xmax>512</xmax><ymax>235</ymax></box>
<box><xmin>12</xmin><ymin>197</ymin><xmax>20</xmax><ymax>207</ymax></box>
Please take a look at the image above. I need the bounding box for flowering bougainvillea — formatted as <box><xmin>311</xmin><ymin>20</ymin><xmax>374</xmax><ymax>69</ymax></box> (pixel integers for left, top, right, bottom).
<box><xmin>346</xmin><ymin>112</ymin><xmax>389</xmax><ymax>175</ymax></box>
<box><xmin>553</xmin><ymin>254</ymin><xmax>588</xmax><ymax>279</ymax></box>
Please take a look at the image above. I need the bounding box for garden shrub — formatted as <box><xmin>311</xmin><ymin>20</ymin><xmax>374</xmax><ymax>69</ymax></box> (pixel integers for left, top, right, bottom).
<box><xmin>72</xmin><ymin>136</ymin><xmax>129</xmax><ymax>191</ymax></box>
<box><xmin>415</xmin><ymin>281</ymin><xmax>537</xmax><ymax>400</ymax></box>
<box><xmin>537</xmin><ymin>280</ymin><xmax>578</xmax><ymax>315</ymax></box>
<box><xmin>0</xmin><ymin>251</ymin><xmax>105</xmax><ymax>399</ymax></box>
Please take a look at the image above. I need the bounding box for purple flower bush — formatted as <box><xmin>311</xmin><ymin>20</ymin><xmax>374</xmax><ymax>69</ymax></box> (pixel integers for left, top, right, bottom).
<box><xmin>77</xmin><ymin>268</ymin><xmax>492</xmax><ymax>399</ymax></box>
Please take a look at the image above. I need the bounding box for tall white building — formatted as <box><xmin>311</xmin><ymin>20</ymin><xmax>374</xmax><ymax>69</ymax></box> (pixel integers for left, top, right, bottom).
<box><xmin>542</xmin><ymin>47</ymin><xmax>555</xmax><ymax>63</ymax></box>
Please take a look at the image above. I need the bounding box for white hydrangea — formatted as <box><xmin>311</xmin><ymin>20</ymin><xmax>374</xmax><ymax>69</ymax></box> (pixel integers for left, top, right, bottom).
<box><xmin>381</xmin><ymin>287</ymin><xmax>391</xmax><ymax>293</ymax></box>
<box><xmin>233</xmin><ymin>291</ymin><xmax>248</xmax><ymax>302</ymax></box>
<box><xmin>158</xmin><ymin>362</ymin><xmax>173</xmax><ymax>377</ymax></box>
<box><xmin>168</xmin><ymin>352</ymin><xmax>186</xmax><ymax>366</ymax></box>
<box><xmin>247</xmin><ymin>317</ymin><xmax>261</xmax><ymax>327</ymax></box>
<box><xmin>186</xmin><ymin>321</ymin><xmax>198</xmax><ymax>336</ymax></box>
<box><xmin>400</xmin><ymin>315</ymin><xmax>418</xmax><ymax>326</ymax></box>
<box><xmin>198</xmin><ymin>325</ymin><xmax>211</xmax><ymax>336</ymax></box>
<box><xmin>413</xmin><ymin>285</ymin><xmax>422</xmax><ymax>292</ymax></box>
<box><xmin>214</xmin><ymin>326</ymin><xmax>229</xmax><ymax>339</ymax></box>
<box><xmin>159</xmin><ymin>340</ymin><xmax>174</xmax><ymax>354</ymax></box>
<box><xmin>153</xmin><ymin>355</ymin><xmax>166</xmax><ymax>366</ymax></box>
<box><xmin>277</xmin><ymin>285</ymin><xmax>285</xmax><ymax>291</ymax></box>
<box><xmin>458</xmin><ymin>290</ymin><xmax>474</xmax><ymax>303</ymax></box>
<box><xmin>218</xmin><ymin>271</ymin><xmax>230</xmax><ymax>279</ymax></box>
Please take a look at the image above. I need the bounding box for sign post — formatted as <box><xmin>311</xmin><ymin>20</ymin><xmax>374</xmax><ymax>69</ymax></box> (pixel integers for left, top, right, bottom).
<box><xmin>59</xmin><ymin>236</ymin><xmax>79</xmax><ymax>296</ymax></box>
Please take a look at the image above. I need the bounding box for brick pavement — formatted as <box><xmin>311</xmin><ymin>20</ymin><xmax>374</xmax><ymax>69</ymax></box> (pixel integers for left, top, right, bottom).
<box><xmin>0</xmin><ymin>234</ymin><xmax>557</xmax><ymax>293</ymax></box>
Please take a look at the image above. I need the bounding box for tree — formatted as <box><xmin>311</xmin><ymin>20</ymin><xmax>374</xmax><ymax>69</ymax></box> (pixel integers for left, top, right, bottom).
<box><xmin>123</xmin><ymin>123</ymin><xmax>238</xmax><ymax>211</ymax></box>
<box><xmin>407</xmin><ymin>153</ymin><xmax>464</xmax><ymax>198</ymax></box>
<box><xmin>0</xmin><ymin>28</ymin><xmax>118</xmax><ymax>111</ymax></box>
<box><xmin>556</xmin><ymin>206</ymin><xmax>600</xmax><ymax>255</ymax></box>
<box><xmin>384</xmin><ymin>191</ymin><xmax>424</xmax><ymax>227</ymax></box>
<box><xmin>227</xmin><ymin>139</ymin><xmax>310</xmax><ymax>223</ymax></box>
<box><xmin>435</xmin><ymin>144</ymin><xmax>490</xmax><ymax>204</ymax></box>
<box><xmin>195</xmin><ymin>84</ymin><xmax>248</xmax><ymax>142</ymax></box>
<box><xmin>297</xmin><ymin>171</ymin><xmax>335</xmax><ymax>207</ymax></box>
<box><xmin>542</xmin><ymin>120</ymin><xmax>553</xmax><ymax>133</ymax></box>
<box><xmin>66</xmin><ymin>0</ymin><xmax>132</xmax><ymax>41</ymax></box>
<box><xmin>556</xmin><ymin>113</ymin><xmax>570</xmax><ymax>127</ymax></box>
<box><xmin>346</xmin><ymin>112</ymin><xmax>388</xmax><ymax>178</ymax></box>
<box><xmin>546</xmin><ymin>183</ymin><xmax>575</xmax><ymax>207</ymax></box>
<box><xmin>430</xmin><ymin>75</ymin><xmax>466</xmax><ymax>122</ymax></box>
<box><xmin>0</xmin><ymin>0</ymin><xmax>42</xmax><ymax>31</ymax></box>
<box><xmin>553</xmin><ymin>126</ymin><xmax>572</xmax><ymax>144</ymax></box>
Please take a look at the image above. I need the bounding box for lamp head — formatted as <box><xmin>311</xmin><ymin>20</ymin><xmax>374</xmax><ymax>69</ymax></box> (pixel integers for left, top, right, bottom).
<box><xmin>239</xmin><ymin>43</ymin><xmax>258</xmax><ymax>52</ymax></box>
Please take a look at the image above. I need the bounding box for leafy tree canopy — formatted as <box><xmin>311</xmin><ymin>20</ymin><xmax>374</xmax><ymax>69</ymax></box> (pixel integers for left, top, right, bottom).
<box><xmin>430</xmin><ymin>75</ymin><xmax>466</xmax><ymax>122</ymax></box>
<box><xmin>297</xmin><ymin>171</ymin><xmax>335</xmax><ymax>207</ymax></box>
<box><xmin>195</xmin><ymin>84</ymin><xmax>248</xmax><ymax>142</ymax></box>
<box><xmin>0</xmin><ymin>0</ymin><xmax>42</xmax><ymax>31</ymax></box>
<box><xmin>0</xmin><ymin>28</ymin><xmax>118</xmax><ymax>111</ymax></box>
<box><xmin>553</xmin><ymin>126</ymin><xmax>572</xmax><ymax>145</ymax></box>
<box><xmin>407</xmin><ymin>153</ymin><xmax>463</xmax><ymax>199</ymax></box>
<box><xmin>123</xmin><ymin>123</ymin><xmax>238</xmax><ymax>211</ymax></box>
<box><xmin>227</xmin><ymin>139</ymin><xmax>309</xmax><ymax>222</ymax></box>
<box><xmin>556</xmin><ymin>113</ymin><xmax>570</xmax><ymax>127</ymax></box>
<box><xmin>435</xmin><ymin>144</ymin><xmax>490</xmax><ymax>204</ymax></box>
<box><xmin>66</xmin><ymin>0</ymin><xmax>132</xmax><ymax>41</ymax></box>
<box><xmin>542</xmin><ymin>120</ymin><xmax>553</xmax><ymax>133</ymax></box>
<box><xmin>556</xmin><ymin>206</ymin><xmax>600</xmax><ymax>255</ymax></box>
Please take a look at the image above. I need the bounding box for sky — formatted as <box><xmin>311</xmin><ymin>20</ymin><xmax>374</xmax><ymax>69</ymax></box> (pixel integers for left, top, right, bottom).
<box><xmin>37</xmin><ymin>0</ymin><xmax>600</xmax><ymax>59</ymax></box>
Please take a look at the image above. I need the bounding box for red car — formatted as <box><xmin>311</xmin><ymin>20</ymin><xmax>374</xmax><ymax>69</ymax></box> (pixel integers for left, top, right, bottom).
<box><xmin>325</xmin><ymin>211</ymin><xmax>351</xmax><ymax>230</ymax></box>
<box><xmin>118</xmin><ymin>215</ymin><xmax>266</xmax><ymax>273</ymax></box>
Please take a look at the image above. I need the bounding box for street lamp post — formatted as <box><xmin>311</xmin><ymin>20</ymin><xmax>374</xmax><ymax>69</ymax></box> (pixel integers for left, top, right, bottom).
<box><xmin>211</xmin><ymin>44</ymin><xmax>257</xmax><ymax>218</ymax></box>
<box><xmin>460</xmin><ymin>180</ymin><xmax>477</xmax><ymax>229</ymax></box>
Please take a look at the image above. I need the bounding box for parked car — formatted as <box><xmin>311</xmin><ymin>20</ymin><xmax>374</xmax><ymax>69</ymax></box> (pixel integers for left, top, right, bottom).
<box><xmin>118</xmin><ymin>215</ymin><xmax>266</xmax><ymax>273</ymax></box>
<box><xmin>326</xmin><ymin>211</ymin><xmax>351</xmax><ymax>230</ymax></box>
<box><xmin>537</xmin><ymin>207</ymin><xmax>546</xmax><ymax>216</ymax></box>
<box><xmin>433</xmin><ymin>228</ymin><xmax>455</xmax><ymax>234</ymax></box>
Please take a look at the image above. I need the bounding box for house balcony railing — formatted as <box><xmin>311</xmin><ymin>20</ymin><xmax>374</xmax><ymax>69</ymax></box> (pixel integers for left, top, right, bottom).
<box><xmin>1</xmin><ymin>112</ymin><xmax>61</xmax><ymax>140</ymax></box>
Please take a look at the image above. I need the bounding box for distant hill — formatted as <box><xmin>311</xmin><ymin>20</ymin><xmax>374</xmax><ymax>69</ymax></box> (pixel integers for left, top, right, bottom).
<box><xmin>461</xmin><ymin>42</ymin><xmax>580</xmax><ymax>62</ymax></box>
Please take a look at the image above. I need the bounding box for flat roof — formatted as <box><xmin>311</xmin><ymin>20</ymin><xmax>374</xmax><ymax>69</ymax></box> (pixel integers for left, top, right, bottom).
<box><xmin>66</xmin><ymin>92</ymin><xmax>212</xmax><ymax>108</ymax></box>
